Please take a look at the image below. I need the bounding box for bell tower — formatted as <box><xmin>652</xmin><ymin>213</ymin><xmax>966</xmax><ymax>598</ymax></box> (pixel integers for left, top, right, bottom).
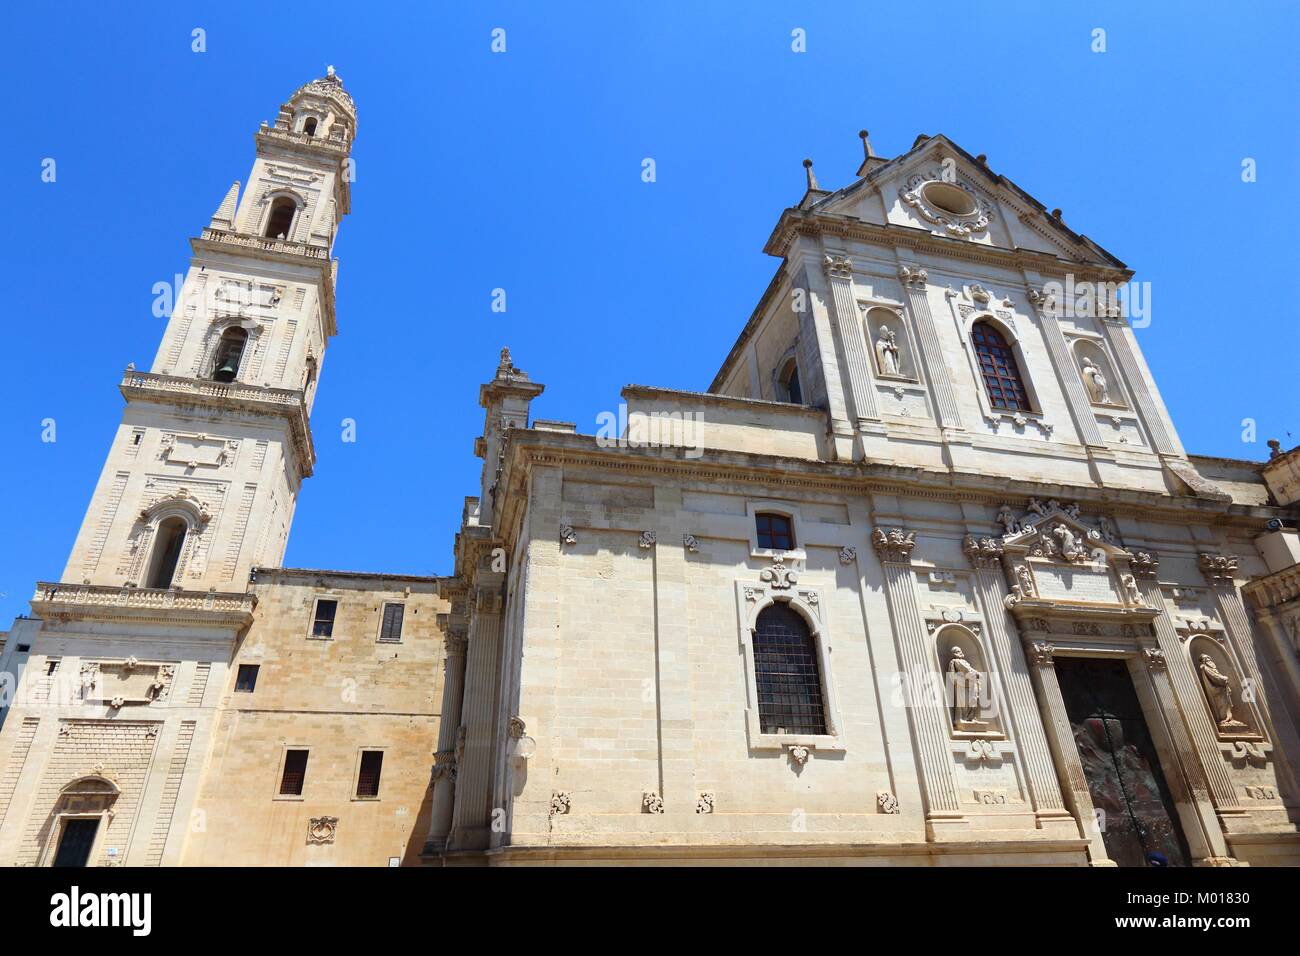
<box><xmin>61</xmin><ymin>69</ymin><xmax>356</xmax><ymax>591</ymax></box>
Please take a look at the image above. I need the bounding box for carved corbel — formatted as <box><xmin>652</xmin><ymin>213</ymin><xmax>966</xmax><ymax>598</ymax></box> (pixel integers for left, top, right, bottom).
<box><xmin>1025</xmin><ymin>641</ymin><xmax>1056</xmax><ymax>666</ymax></box>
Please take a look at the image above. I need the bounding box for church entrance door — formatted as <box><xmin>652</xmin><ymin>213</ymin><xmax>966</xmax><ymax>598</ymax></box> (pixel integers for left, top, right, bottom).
<box><xmin>1054</xmin><ymin>656</ymin><xmax>1191</xmax><ymax>867</ymax></box>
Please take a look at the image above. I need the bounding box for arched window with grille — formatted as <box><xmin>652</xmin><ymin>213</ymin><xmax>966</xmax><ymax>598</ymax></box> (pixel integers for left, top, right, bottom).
<box><xmin>753</xmin><ymin>603</ymin><xmax>827</xmax><ymax>735</ymax></box>
<box><xmin>972</xmin><ymin>320</ymin><xmax>1031</xmax><ymax>412</ymax></box>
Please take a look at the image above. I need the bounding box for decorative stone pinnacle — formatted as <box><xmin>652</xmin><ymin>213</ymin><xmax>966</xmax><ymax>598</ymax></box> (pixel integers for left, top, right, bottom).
<box><xmin>859</xmin><ymin>129</ymin><xmax>875</xmax><ymax>159</ymax></box>
<box><xmin>803</xmin><ymin>158</ymin><xmax>819</xmax><ymax>191</ymax></box>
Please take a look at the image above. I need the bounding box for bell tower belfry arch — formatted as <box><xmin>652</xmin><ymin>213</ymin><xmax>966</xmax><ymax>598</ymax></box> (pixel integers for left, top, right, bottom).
<box><xmin>61</xmin><ymin>69</ymin><xmax>356</xmax><ymax>591</ymax></box>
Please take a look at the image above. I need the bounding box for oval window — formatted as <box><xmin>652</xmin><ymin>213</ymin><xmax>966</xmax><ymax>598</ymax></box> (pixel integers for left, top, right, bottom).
<box><xmin>922</xmin><ymin>181</ymin><xmax>977</xmax><ymax>217</ymax></box>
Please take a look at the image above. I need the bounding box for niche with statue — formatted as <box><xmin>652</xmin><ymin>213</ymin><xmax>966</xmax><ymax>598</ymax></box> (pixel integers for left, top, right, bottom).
<box><xmin>935</xmin><ymin>625</ymin><xmax>1004</xmax><ymax>737</ymax></box>
<box><xmin>1187</xmin><ymin>636</ymin><xmax>1262</xmax><ymax>741</ymax></box>
<box><xmin>864</xmin><ymin>306</ymin><xmax>916</xmax><ymax>380</ymax></box>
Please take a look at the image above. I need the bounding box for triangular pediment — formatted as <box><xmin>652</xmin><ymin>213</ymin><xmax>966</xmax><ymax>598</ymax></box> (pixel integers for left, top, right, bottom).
<box><xmin>799</xmin><ymin>134</ymin><xmax>1123</xmax><ymax>268</ymax></box>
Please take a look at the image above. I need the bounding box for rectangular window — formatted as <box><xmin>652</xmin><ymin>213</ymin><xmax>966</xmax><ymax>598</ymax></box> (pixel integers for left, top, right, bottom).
<box><xmin>279</xmin><ymin>749</ymin><xmax>309</xmax><ymax>796</ymax></box>
<box><xmin>356</xmin><ymin>750</ymin><xmax>384</xmax><ymax>798</ymax></box>
<box><xmin>755</xmin><ymin>513</ymin><xmax>795</xmax><ymax>551</ymax></box>
<box><xmin>234</xmin><ymin>664</ymin><xmax>259</xmax><ymax>693</ymax></box>
<box><xmin>378</xmin><ymin>603</ymin><xmax>404</xmax><ymax>643</ymax></box>
<box><xmin>311</xmin><ymin>599</ymin><xmax>338</xmax><ymax>638</ymax></box>
<box><xmin>46</xmin><ymin>659</ymin><xmax>61</xmax><ymax>676</ymax></box>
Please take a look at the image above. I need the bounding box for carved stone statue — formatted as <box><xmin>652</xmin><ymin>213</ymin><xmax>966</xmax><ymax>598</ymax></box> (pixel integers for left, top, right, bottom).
<box><xmin>1081</xmin><ymin>357</ymin><xmax>1111</xmax><ymax>404</ymax></box>
<box><xmin>996</xmin><ymin>504</ymin><xmax>1020</xmax><ymax>535</ymax></box>
<box><xmin>947</xmin><ymin>646</ymin><xmax>987</xmax><ymax>730</ymax></box>
<box><xmin>875</xmin><ymin>325</ymin><xmax>901</xmax><ymax>376</ymax></box>
<box><xmin>1051</xmin><ymin>522</ymin><xmax>1083</xmax><ymax>561</ymax></box>
<box><xmin>1197</xmin><ymin>654</ymin><xmax>1247</xmax><ymax>731</ymax></box>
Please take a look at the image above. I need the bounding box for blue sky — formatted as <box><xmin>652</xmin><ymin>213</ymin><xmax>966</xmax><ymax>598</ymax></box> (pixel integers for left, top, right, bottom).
<box><xmin>1</xmin><ymin>1</ymin><xmax>1297</xmax><ymax>624</ymax></box>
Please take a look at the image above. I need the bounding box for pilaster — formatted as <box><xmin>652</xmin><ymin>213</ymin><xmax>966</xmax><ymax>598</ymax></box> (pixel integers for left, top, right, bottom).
<box><xmin>962</xmin><ymin>536</ymin><xmax>1070</xmax><ymax>825</ymax></box>
<box><xmin>820</xmin><ymin>254</ymin><xmax>881</xmax><ymax>428</ymax></box>
<box><xmin>897</xmin><ymin>263</ymin><xmax>963</xmax><ymax>431</ymax></box>
<box><xmin>871</xmin><ymin>527</ymin><xmax>964</xmax><ymax>832</ymax></box>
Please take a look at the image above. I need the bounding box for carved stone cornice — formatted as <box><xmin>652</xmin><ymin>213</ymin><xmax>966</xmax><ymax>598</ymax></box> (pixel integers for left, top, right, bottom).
<box><xmin>822</xmin><ymin>254</ymin><xmax>853</xmax><ymax>280</ymax></box>
<box><xmin>962</xmin><ymin>534</ymin><xmax>1004</xmax><ymax>570</ymax></box>
<box><xmin>872</xmin><ymin>527</ymin><xmax>917</xmax><ymax>563</ymax></box>
<box><xmin>1199</xmin><ymin>553</ymin><xmax>1240</xmax><ymax>586</ymax></box>
<box><xmin>120</xmin><ymin>369</ymin><xmax>316</xmax><ymax>478</ymax></box>
<box><xmin>31</xmin><ymin>581</ymin><xmax>256</xmax><ymax>629</ymax></box>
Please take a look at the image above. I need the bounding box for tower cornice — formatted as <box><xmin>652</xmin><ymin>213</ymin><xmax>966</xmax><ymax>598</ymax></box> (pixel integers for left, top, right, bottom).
<box><xmin>119</xmin><ymin>369</ymin><xmax>317</xmax><ymax>478</ymax></box>
<box><xmin>191</xmin><ymin>228</ymin><xmax>338</xmax><ymax>338</ymax></box>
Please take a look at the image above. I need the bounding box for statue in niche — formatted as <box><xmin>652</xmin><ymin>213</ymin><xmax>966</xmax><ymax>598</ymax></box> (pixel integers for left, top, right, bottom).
<box><xmin>947</xmin><ymin>646</ymin><xmax>988</xmax><ymax>731</ymax></box>
<box><xmin>875</xmin><ymin>325</ymin><xmax>902</xmax><ymax>376</ymax></box>
<box><xmin>1197</xmin><ymin>654</ymin><xmax>1248</xmax><ymax>732</ymax></box>
<box><xmin>1081</xmin><ymin>357</ymin><xmax>1111</xmax><ymax>404</ymax></box>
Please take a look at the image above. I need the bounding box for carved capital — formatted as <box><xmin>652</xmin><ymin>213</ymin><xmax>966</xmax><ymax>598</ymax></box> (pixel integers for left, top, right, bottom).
<box><xmin>1130</xmin><ymin>550</ymin><xmax>1160</xmax><ymax>579</ymax></box>
<box><xmin>1199</xmin><ymin>552</ymin><xmax>1239</xmax><ymax>586</ymax></box>
<box><xmin>1026</xmin><ymin>641</ymin><xmax>1056</xmax><ymax>666</ymax></box>
<box><xmin>898</xmin><ymin>264</ymin><xmax>929</xmax><ymax>288</ymax></box>
<box><xmin>823</xmin><ymin>254</ymin><xmax>853</xmax><ymax>280</ymax></box>
<box><xmin>872</xmin><ymin>527</ymin><xmax>917</xmax><ymax>563</ymax></box>
<box><xmin>1142</xmin><ymin>647</ymin><xmax>1167</xmax><ymax>670</ymax></box>
<box><xmin>962</xmin><ymin>534</ymin><xmax>1004</xmax><ymax>569</ymax></box>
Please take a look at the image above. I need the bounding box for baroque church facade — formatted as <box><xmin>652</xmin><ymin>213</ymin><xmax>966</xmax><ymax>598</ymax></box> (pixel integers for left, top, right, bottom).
<box><xmin>0</xmin><ymin>74</ymin><xmax>1297</xmax><ymax>866</ymax></box>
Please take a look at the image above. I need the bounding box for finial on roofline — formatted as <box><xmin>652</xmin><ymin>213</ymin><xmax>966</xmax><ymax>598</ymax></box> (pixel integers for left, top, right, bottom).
<box><xmin>858</xmin><ymin>129</ymin><xmax>875</xmax><ymax>160</ymax></box>
<box><xmin>803</xmin><ymin>158</ymin><xmax>819</xmax><ymax>191</ymax></box>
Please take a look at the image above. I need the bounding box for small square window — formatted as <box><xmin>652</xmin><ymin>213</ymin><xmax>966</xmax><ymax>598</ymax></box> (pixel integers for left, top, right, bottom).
<box><xmin>234</xmin><ymin>664</ymin><xmax>259</xmax><ymax>693</ymax></box>
<box><xmin>280</xmin><ymin>749</ymin><xmax>309</xmax><ymax>796</ymax></box>
<box><xmin>378</xmin><ymin>603</ymin><xmax>404</xmax><ymax>643</ymax></box>
<box><xmin>356</xmin><ymin>750</ymin><xmax>384</xmax><ymax>798</ymax></box>
<box><xmin>755</xmin><ymin>513</ymin><xmax>795</xmax><ymax>551</ymax></box>
<box><xmin>311</xmin><ymin>599</ymin><xmax>338</xmax><ymax>638</ymax></box>
<box><xmin>46</xmin><ymin>659</ymin><xmax>61</xmax><ymax>676</ymax></box>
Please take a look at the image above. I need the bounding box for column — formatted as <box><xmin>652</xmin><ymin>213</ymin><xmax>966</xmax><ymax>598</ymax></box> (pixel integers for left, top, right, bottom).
<box><xmin>1133</xmin><ymin>644</ymin><xmax>1234</xmax><ymax>863</ymax></box>
<box><xmin>871</xmin><ymin>527</ymin><xmax>963</xmax><ymax>830</ymax></box>
<box><xmin>1099</xmin><ymin>313</ymin><xmax>1180</xmax><ymax>456</ymax></box>
<box><xmin>1201</xmin><ymin>553</ymin><xmax>1300</xmax><ymax>797</ymax></box>
<box><xmin>822</xmin><ymin>254</ymin><xmax>880</xmax><ymax>425</ymax></box>
<box><xmin>898</xmin><ymin>264</ymin><xmax>962</xmax><ymax>429</ymax></box>
<box><xmin>423</xmin><ymin>620</ymin><xmax>468</xmax><ymax>856</ymax></box>
<box><xmin>1022</xmin><ymin>639</ymin><xmax>1112</xmax><ymax>864</ymax></box>
<box><xmin>1135</xmin><ymin>554</ymin><xmax>1238</xmax><ymax>811</ymax></box>
<box><xmin>1026</xmin><ymin>287</ymin><xmax>1106</xmax><ymax>447</ymax></box>
<box><xmin>963</xmin><ymin>536</ymin><xmax>1070</xmax><ymax>825</ymax></box>
<box><xmin>446</xmin><ymin>576</ymin><xmax>505</xmax><ymax>853</ymax></box>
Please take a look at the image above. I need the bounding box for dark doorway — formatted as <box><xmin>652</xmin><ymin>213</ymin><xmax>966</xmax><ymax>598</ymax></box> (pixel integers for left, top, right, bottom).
<box><xmin>1055</xmin><ymin>657</ymin><xmax>1191</xmax><ymax>867</ymax></box>
<box><xmin>52</xmin><ymin>818</ymin><xmax>99</xmax><ymax>867</ymax></box>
